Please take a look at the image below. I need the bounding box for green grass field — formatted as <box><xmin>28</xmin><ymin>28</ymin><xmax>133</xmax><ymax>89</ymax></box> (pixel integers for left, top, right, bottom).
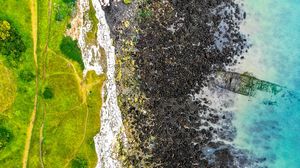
<box><xmin>0</xmin><ymin>0</ymin><xmax>104</xmax><ymax>167</ymax></box>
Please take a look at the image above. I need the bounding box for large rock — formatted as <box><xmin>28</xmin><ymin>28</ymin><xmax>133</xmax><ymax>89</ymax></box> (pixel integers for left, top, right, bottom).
<box><xmin>213</xmin><ymin>71</ymin><xmax>284</xmax><ymax>96</ymax></box>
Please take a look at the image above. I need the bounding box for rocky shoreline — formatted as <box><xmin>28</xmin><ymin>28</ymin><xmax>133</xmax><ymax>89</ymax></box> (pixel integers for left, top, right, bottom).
<box><xmin>104</xmin><ymin>0</ymin><xmax>259</xmax><ymax>167</ymax></box>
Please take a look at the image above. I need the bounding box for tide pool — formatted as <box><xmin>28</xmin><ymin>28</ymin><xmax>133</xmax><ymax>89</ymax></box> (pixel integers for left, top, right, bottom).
<box><xmin>233</xmin><ymin>0</ymin><xmax>300</xmax><ymax>167</ymax></box>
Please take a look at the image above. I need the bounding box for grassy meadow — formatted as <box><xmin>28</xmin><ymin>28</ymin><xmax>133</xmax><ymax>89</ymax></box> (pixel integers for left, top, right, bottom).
<box><xmin>0</xmin><ymin>0</ymin><xmax>104</xmax><ymax>167</ymax></box>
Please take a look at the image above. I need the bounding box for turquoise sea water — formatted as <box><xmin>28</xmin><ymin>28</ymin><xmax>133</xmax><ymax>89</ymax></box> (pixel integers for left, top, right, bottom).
<box><xmin>233</xmin><ymin>0</ymin><xmax>300</xmax><ymax>167</ymax></box>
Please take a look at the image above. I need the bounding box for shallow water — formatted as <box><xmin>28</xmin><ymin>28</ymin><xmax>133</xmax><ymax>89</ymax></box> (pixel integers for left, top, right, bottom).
<box><xmin>234</xmin><ymin>0</ymin><xmax>300</xmax><ymax>167</ymax></box>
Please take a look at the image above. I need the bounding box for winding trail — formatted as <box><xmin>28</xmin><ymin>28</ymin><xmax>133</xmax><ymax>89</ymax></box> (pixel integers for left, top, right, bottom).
<box><xmin>39</xmin><ymin>0</ymin><xmax>53</xmax><ymax>167</ymax></box>
<box><xmin>48</xmin><ymin>49</ymin><xmax>101</xmax><ymax>168</ymax></box>
<box><xmin>22</xmin><ymin>0</ymin><xmax>38</xmax><ymax>167</ymax></box>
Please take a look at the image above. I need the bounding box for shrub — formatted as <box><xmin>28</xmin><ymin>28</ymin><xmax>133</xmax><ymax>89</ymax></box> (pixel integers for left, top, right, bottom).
<box><xmin>43</xmin><ymin>87</ymin><xmax>54</xmax><ymax>99</ymax></box>
<box><xmin>63</xmin><ymin>0</ymin><xmax>76</xmax><ymax>4</ymax></box>
<box><xmin>123</xmin><ymin>0</ymin><xmax>132</xmax><ymax>5</ymax></box>
<box><xmin>71</xmin><ymin>157</ymin><xmax>88</xmax><ymax>168</ymax></box>
<box><xmin>0</xmin><ymin>19</ymin><xmax>26</xmax><ymax>67</ymax></box>
<box><xmin>0</xmin><ymin>20</ymin><xmax>11</xmax><ymax>40</ymax></box>
<box><xmin>60</xmin><ymin>36</ymin><xmax>84</xmax><ymax>69</ymax></box>
<box><xmin>55</xmin><ymin>5</ymin><xmax>70</xmax><ymax>21</ymax></box>
<box><xmin>19</xmin><ymin>70</ymin><xmax>35</xmax><ymax>82</ymax></box>
<box><xmin>55</xmin><ymin>0</ymin><xmax>76</xmax><ymax>21</ymax></box>
<box><xmin>0</xmin><ymin>127</ymin><xmax>12</xmax><ymax>151</ymax></box>
<box><xmin>67</xmin><ymin>23</ymin><xmax>72</xmax><ymax>29</ymax></box>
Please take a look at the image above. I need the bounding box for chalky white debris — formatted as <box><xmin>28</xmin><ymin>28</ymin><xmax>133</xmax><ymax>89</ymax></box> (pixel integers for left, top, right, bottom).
<box><xmin>71</xmin><ymin>0</ymin><xmax>126</xmax><ymax>167</ymax></box>
<box><xmin>100</xmin><ymin>0</ymin><xmax>120</xmax><ymax>6</ymax></box>
<box><xmin>91</xmin><ymin>1</ymin><xmax>127</xmax><ymax>168</ymax></box>
<box><xmin>66</xmin><ymin>0</ymin><xmax>103</xmax><ymax>75</ymax></box>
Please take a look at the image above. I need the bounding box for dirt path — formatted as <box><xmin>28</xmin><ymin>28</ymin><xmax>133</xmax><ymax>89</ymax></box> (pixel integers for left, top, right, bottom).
<box><xmin>22</xmin><ymin>0</ymin><xmax>38</xmax><ymax>167</ymax></box>
<box><xmin>47</xmin><ymin>50</ymin><xmax>105</xmax><ymax>167</ymax></box>
<box><xmin>39</xmin><ymin>0</ymin><xmax>53</xmax><ymax>167</ymax></box>
<box><xmin>48</xmin><ymin>49</ymin><xmax>87</xmax><ymax>103</ymax></box>
<box><xmin>39</xmin><ymin>113</ymin><xmax>45</xmax><ymax>168</ymax></box>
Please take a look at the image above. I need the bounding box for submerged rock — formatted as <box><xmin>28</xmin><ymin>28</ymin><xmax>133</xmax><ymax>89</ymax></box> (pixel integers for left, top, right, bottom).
<box><xmin>213</xmin><ymin>71</ymin><xmax>284</xmax><ymax>96</ymax></box>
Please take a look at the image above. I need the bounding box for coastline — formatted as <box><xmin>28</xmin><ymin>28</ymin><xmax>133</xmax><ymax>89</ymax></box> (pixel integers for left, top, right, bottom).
<box><xmin>115</xmin><ymin>0</ymin><xmax>256</xmax><ymax>167</ymax></box>
<box><xmin>64</xmin><ymin>0</ymin><xmax>293</xmax><ymax>167</ymax></box>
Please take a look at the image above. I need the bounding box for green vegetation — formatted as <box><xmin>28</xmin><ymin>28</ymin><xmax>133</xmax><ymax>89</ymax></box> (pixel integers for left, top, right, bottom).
<box><xmin>19</xmin><ymin>69</ymin><xmax>35</xmax><ymax>82</ymax></box>
<box><xmin>71</xmin><ymin>156</ymin><xmax>88</xmax><ymax>168</ymax></box>
<box><xmin>0</xmin><ymin>62</ymin><xmax>16</xmax><ymax>113</ymax></box>
<box><xmin>0</xmin><ymin>0</ymin><xmax>35</xmax><ymax>166</ymax></box>
<box><xmin>0</xmin><ymin>19</ymin><xmax>26</xmax><ymax>67</ymax></box>
<box><xmin>63</xmin><ymin>0</ymin><xmax>77</xmax><ymax>3</ymax></box>
<box><xmin>138</xmin><ymin>8</ymin><xmax>152</xmax><ymax>20</ymax></box>
<box><xmin>60</xmin><ymin>36</ymin><xmax>84</xmax><ymax>69</ymax></box>
<box><xmin>67</xmin><ymin>23</ymin><xmax>72</xmax><ymax>29</ymax></box>
<box><xmin>55</xmin><ymin>0</ymin><xmax>76</xmax><ymax>21</ymax></box>
<box><xmin>43</xmin><ymin>87</ymin><xmax>54</xmax><ymax>99</ymax></box>
<box><xmin>86</xmin><ymin>0</ymin><xmax>98</xmax><ymax>44</ymax></box>
<box><xmin>0</xmin><ymin>0</ymin><xmax>105</xmax><ymax>167</ymax></box>
<box><xmin>123</xmin><ymin>0</ymin><xmax>132</xmax><ymax>5</ymax></box>
<box><xmin>0</xmin><ymin>20</ymin><xmax>10</xmax><ymax>40</ymax></box>
<box><xmin>0</xmin><ymin>127</ymin><xmax>12</xmax><ymax>150</ymax></box>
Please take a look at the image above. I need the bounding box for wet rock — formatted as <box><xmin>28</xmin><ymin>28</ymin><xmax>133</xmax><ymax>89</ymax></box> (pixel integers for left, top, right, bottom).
<box><xmin>112</xmin><ymin>0</ymin><xmax>257</xmax><ymax>167</ymax></box>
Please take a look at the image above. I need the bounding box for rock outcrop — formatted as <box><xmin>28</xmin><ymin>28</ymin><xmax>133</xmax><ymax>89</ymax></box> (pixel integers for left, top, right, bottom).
<box><xmin>213</xmin><ymin>71</ymin><xmax>284</xmax><ymax>96</ymax></box>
